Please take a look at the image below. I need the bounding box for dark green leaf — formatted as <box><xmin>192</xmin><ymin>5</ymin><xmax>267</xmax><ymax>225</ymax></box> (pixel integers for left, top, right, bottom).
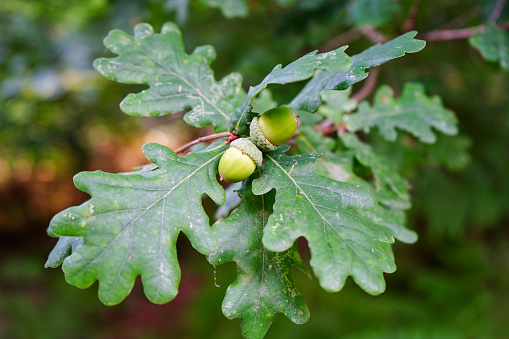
<box><xmin>252</xmin><ymin>148</ymin><xmax>396</xmax><ymax>295</ymax></box>
<box><xmin>230</xmin><ymin>47</ymin><xmax>352</xmax><ymax>135</ymax></box>
<box><xmin>210</xmin><ymin>183</ymin><xmax>309</xmax><ymax>339</ymax></box>
<box><xmin>469</xmin><ymin>23</ymin><xmax>509</xmax><ymax>70</ymax></box>
<box><xmin>48</xmin><ymin>144</ymin><xmax>226</xmax><ymax>305</ymax></box>
<box><xmin>93</xmin><ymin>22</ymin><xmax>244</xmax><ymax>132</ymax></box>
<box><xmin>340</xmin><ymin>132</ymin><xmax>410</xmax><ymax>206</ymax></box>
<box><xmin>344</xmin><ymin>83</ymin><xmax>458</xmax><ymax>143</ymax></box>
<box><xmin>295</xmin><ymin>126</ymin><xmax>336</xmax><ymax>153</ymax></box>
<box><xmin>313</xmin><ymin>153</ymin><xmax>417</xmax><ymax>244</ymax></box>
<box><xmin>289</xmin><ymin>31</ymin><xmax>426</xmax><ymax>112</ymax></box>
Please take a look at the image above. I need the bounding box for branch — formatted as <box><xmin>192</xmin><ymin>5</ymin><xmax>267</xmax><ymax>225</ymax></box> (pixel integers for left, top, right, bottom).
<box><xmin>173</xmin><ymin>132</ymin><xmax>230</xmax><ymax>154</ymax></box>
<box><xmin>360</xmin><ymin>26</ymin><xmax>388</xmax><ymax>43</ymax></box>
<box><xmin>421</xmin><ymin>22</ymin><xmax>509</xmax><ymax>41</ymax></box>
<box><xmin>489</xmin><ymin>0</ymin><xmax>507</xmax><ymax>22</ymax></box>
<box><xmin>402</xmin><ymin>0</ymin><xmax>422</xmax><ymax>32</ymax></box>
<box><xmin>319</xmin><ymin>28</ymin><xmax>362</xmax><ymax>52</ymax></box>
<box><xmin>351</xmin><ymin>67</ymin><xmax>380</xmax><ymax>102</ymax></box>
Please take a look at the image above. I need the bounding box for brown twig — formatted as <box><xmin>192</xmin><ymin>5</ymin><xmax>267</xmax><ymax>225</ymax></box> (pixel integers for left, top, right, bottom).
<box><xmin>173</xmin><ymin>132</ymin><xmax>230</xmax><ymax>154</ymax></box>
<box><xmin>489</xmin><ymin>0</ymin><xmax>507</xmax><ymax>22</ymax></box>
<box><xmin>319</xmin><ymin>28</ymin><xmax>362</xmax><ymax>52</ymax></box>
<box><xmin>360</xmin><ymin>26</ymin><xmax>388</xmax><ymax>44</ymax></box>
<box><xmin>402</xmin><ymin>0</ymin><xmax>422</xmax><ymax>32</ymax></box>
<box><xmin>439</xmin><ymin>7</ymin><xmax>482</xmax><ymax>30</ymax></box>
<box><xmin>421</xmin><ymin>22</ymin><xmax>509</xmax><ymax>41</ymax></box>
<box><xmin>351</xmin><ymin>67</ymin><xmax>380</xmax><ymax>102</ymax></box>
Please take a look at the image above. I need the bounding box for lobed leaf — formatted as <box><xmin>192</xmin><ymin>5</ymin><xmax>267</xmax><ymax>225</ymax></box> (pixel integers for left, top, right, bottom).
<box><xmin>340</xmin><ymin>132</ymin><xmax>410</xmax><ymax>207</ymax></box>
<box><xmin>230</xmin><ymin>47</ymin><xmax>352</xmax><ymax>135</ymax></box>
<box><xmin>289</xmin><ymin>31</ymin><xmax>426</xmax><ymax>112</ymax></box>
<box><xmin>93</xmin><ymin>22</ymin><xmax>245</xmax><ymax>132</ymax></box>
<box><xmin>313</xmin><ymin>153</ymin><xmax>417</xmax><ymax>244</ymax></box>
<box><xmin>344</xmin><ymin>83</ymin><xmax>458</xmax><ymax>143</ymax></box>
<box><xmin>252</xmin><ymin>148</ymin><xmax>396</xmax><ymax>295</ymax></box>
<box><xmin>48</xmin><ymin>144</ymin><xmax>226</xmax><ymax>305</ymax></box>
<box><xmin>45</xmin><ymin>236</ymin><xmax>84</xmax><ymax>268</ymax></box>
<box><xmin>469</xmin><ymin>23</ymin><xmax>509</xmax><ymax>70</ymax></box>
<box><xmin>210</xmin><ymin>183</ymin><xmax>309</xmax><ymax>339</ymax></box>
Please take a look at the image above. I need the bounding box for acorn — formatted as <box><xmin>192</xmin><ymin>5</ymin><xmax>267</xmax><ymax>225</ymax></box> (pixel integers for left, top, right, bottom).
<box><xmin>218</xmin><ymin>138</ymin><xmax>263</xmax><ymax>183</ymax></box>
<box><xmin>250</xmin><ymin>106</ymin><xmax>298</xmax><ymax>151</ymax></box>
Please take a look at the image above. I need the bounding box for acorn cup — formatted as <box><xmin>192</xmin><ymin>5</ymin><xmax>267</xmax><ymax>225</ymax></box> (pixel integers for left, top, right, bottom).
<box><xmin>250</xmin><ymin>106</ymin><xmax>298</xmax><ymax>151</ymax></box>
<box><xmin>218</xmin><ymin>138</ymin><xmax>263</xmax><ymax>183</ymax></box>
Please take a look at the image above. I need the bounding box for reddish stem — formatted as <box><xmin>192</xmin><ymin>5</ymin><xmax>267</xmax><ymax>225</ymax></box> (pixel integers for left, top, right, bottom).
<box><xmin>173</xmin><ymin>132</ymin><xmax>231</xmax><ymax>154</ymax></box>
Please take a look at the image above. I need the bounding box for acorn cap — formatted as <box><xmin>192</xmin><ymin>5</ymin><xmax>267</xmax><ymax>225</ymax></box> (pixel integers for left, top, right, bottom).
<box><xmin>229</xmin><ymin>138</ymin><xmax>263</xmax><ymax>168</ymax></box>
<box><xmin>250</xmin><ymin>117</ymin><xmax>278</xmax><ymax>152</ymax></box>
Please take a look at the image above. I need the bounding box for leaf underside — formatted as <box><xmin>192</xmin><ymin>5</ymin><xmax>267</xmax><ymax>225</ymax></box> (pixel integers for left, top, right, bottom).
<box><xmin>289</xmin><ymin>31</ymin><xmax>426</xmax><ymax>112</ymax></box>
<box><xmin>94</xmin><ymin>22</ymin><xmax>245</xmax><ymax>132</ymax></box>
<box><xmin>252</xmin><ymin>148</ymin><xmax>396</xmax><ymax>295</ymax></box>
<box><xmin>210</xmin><ymin>183</ymin><xmax>309</xmax><ymax>339</ymax></box>
<box><xmin>48</xmin><ymin>144</ymin><xmax>226</xmax><ymax>305</ymax></box>
<box><xmin>230</xmin><ymin>47</ymin><xmax>352</xmax><ymax>135</ymax></box>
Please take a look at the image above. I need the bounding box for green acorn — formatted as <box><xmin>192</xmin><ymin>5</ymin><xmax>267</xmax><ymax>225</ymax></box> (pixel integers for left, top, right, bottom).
<box><xmin>250</xmin><ymin>106</ymin><xmax>298</xmax><ymax>151</ymax></box>
<box><xmin>218</xmin><ymin>138</ymin><xmax>263</xmax><ymax>183</ymax></box>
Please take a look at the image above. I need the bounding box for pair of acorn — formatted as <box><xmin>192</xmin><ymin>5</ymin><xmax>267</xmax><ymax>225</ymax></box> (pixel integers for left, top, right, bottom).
<box><xmin>218</xmin><ymin>107</ymin><xmax>298</xmax><ymax>183</ymax></box>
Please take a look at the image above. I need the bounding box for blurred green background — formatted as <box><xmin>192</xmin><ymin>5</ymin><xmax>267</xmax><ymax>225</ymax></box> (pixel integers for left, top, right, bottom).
<box><xmin>1</xmin><ymin>0</ymin><xmax>508</xmax><ymax>338</ymax></box>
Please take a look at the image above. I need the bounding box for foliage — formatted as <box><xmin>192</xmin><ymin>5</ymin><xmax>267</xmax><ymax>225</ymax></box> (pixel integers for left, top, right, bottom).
<box><xmin>2</xmin><ymin>0</ymin><xmax>509</xmax><ymax>338</ymax></box>
<box><xmin>42</xmin><ymin>19</ymin><xmax>457</xmax><ymax>338</ymax></box>
<box><xmin>469</xmin><ymin>23</ymin><xmax>509</xmax><ymax>70</ymax></box>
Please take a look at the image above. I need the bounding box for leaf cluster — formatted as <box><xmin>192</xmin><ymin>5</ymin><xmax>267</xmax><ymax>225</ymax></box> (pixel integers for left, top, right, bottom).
<box><xmin>45</xmin><ymin>21</ymin><xmax>463</xmax><ymax>339</ymax></box>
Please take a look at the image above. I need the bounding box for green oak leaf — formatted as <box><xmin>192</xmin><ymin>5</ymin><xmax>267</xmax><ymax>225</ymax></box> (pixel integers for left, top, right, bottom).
<box><xmin>346</xmin><ymin>0</ymin><xmax>401</xmax><ymax>28</ymax></box>
<box><xmin>313</xmin><ymin>152</ymin><xmax>417</xmax><ymax>244</ymax></box>
<box><xmin>317</xmin><ymin>88</ymin><xmax>358</xmax><ymax>124</ymax></box>
<box><xmin>230</xmin><ymin>47</ymin><xmax>352</xmax><ymax>135</ymax></box>
<box><xmin>340</xmin><ymin>132</ymin><xmax>410</xmax><ymax>207</ymax></box>
<box><xmin>289</xmin><ymin>31</ymin><xmax>425</xmax><ymax>112</ymax></box>
<box><xmin>210</xmin><ymin>183</ymin><xmax>309</xmax><ymax>339</ymax></box>
<box><xmin>201</xmin><ymin>0</ymin><xmax>248</xmax><ymax>18</ymax></box>
<box><xmin>344</xmin><ymin>83</ymin><xmax>458</xmax><ymax>143</ymax></box>
<box><xmin>45</xmin><ymin>235</ymin><xmax>83</xmax><ymax>268</ymax></box>
<box><xmin>93</xmin><ymin>22</ymin><xmax>244</xmax><ymax>132</ymax></box>
<box><xmin>48</xmin><ymin>144</ymin><xmax>226</xmax><ymax>305</ymax></box>
<box><xmin>469</xmin><ymin>23</ymin><xmax>509</xmax><ymax>70</ymax></box>
<box><xmin>252</xmin><ymin>148</ymin><xmax>396</xmax><ymax>295</ymax></box>
<box><xmin>295</xmin><ymin>126</ymin><xmax>336</xmax><ymax>154</ymax></box>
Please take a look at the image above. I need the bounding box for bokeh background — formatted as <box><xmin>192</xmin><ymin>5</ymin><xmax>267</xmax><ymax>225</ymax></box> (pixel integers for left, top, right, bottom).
<box><xmin>1</xmin><ymin>0</ymin><xmax>508</xmax><ymax>338</ymax></box>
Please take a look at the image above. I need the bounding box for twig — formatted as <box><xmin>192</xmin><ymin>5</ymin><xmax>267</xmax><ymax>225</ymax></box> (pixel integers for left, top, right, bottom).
<box><xmin>439</xmin><ymin>7</ymin><xmax>482</xmax><ymax>30</ymax></box>
<box><xmin>402</xmin><ymin>0</ymin><xmax>422</xmax><ymax>32</ymax></box>
<box><xmin>489</xmin><ymin>0</ymin><xmax>507</xmax><ymax>22</ymax></box>
<box><xmin>319</xmin><ymin>28</ymin><xmax>362</xmax><ymax>52</ymax></box>
<box><xmin>421</xmin><ymin>22</ymin><xmax>509</xmax><ymax>41</ymax></box>
<box><xmin>351</xmin><ymin>67</ymin><xmax>380</xmax><ymax>102</ymax></box>
<box><xmin>360</xmin><ymin>26</ymin><xmax>388</xmax><ymax>44</ymax></box>
<box><xmin>421</xmin><ymin>26</ymin><xmax>481</xmax><ymax>41</ymax></box>
<box><xmin>173</xmin><ymin>132</ymin><xmax>230</xmax><ymax>154</ymax></box>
